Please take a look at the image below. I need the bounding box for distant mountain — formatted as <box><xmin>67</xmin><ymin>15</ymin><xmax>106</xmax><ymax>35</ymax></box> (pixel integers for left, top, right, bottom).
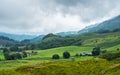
<box><xmin>30</xmin><ymin>35</ymin><xmax>45</xmax><ymax>43</ymax></box>
<box><xmin>0</xmin><ymin>36</ymin><xmax>18</xmax><ymax>47</ymax></box>
<box><xmin>36</xmin><ymin>33</ymin><xmax>82</xmax><ymax>49</ymax></box>
<box><xmin>0</xmin><ymin>32</ymin><xmax>37</xmax><ymax>41</ymax></box>
<box><xmin>79</xmin><ymin>15</ymin><xmax>120</xmax><ymax>34</ymax></box>
<box><xmin>29</xmin><ymin>32</ymin><xmax>79</xmax><ymax>44</ymax></box>
<box><xmin>57</xmin><ymin>31</ymin><xmax>78</xmax><ymax>37</ymax></box>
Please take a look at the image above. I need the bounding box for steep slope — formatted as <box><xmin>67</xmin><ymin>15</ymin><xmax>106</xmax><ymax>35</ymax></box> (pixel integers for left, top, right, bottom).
<box><xmin>79</xmin><ymin>15</ymin><xmax>120</xmax><ymax>34</ymax></box>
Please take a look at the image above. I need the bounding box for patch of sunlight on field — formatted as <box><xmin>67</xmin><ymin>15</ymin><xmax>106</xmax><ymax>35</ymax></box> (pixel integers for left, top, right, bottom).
<box><xmin>26</xmin><ymin>46</ymin><xmax>93</xmax><ymax>59</ymax></box>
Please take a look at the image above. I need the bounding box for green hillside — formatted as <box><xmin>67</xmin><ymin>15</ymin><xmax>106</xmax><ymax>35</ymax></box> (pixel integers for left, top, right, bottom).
<box><xmin>0</xmin><ymin>36</ymin><xmax>18</xmax><ymax>47</ymax></box>
<box><xmin>78</xmin><ymin>31</ymin><xmax>120</xmax><ymax>48</ymax></box>
<box><xmin>29</xmin><ymin>31</ymin><xmax>120</xmax><ymax>50</ymax></box>
<box><xmin>105</xmin><ymin>44</ymin><xmax>120</xmax><ymax>51</ymax></box>
<box><xmin>1</xmin><ymin>58</ymin><xmax>120</xmax><ymax>75</ymax></box>
<box><xmin>26</xmin><ymin>46</ymin><xmax>93</xmax><ymax>59</ymax></box>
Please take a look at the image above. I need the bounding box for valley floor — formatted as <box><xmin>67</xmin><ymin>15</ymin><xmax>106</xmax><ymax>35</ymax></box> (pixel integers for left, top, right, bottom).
<box><xmin>0</xmin><ymin>45</ymin><xmax>120</xmax><ymax>75</ymax></box>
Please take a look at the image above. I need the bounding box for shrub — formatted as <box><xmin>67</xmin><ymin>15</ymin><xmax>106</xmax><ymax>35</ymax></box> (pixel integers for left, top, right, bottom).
<box><xmin>75</xmin><ymin>53</ymin><xmax>79</xmax><ymax>57</ymax></box>
<box><xmin>63</xmin><ymin>52</ymin><xmax>70</xmax><ymax>58</ymax></box>
<box><xmin>117</xmin><ymin>48</ymin><xmax>120</xmax><ymax>51</ymax></box>
<box><xmin>52</xmin><ymin>54</ymin><xmax>60</xmax><ymax>59</ymax></box>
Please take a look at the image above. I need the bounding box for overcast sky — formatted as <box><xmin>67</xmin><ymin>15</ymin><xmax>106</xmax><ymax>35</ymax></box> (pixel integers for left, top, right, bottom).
<box><xmin>0</xmin><ymin>0</ymin><xmax>120</xmax><ymax>35</ymax></box>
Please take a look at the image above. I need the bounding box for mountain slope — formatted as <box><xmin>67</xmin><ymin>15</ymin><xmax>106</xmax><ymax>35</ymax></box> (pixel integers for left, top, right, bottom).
<box><xmin>0</xmin><ymin>32</ymin><xmax>37</xmax><ymax>41</ymax></box>
<box><xmin>0</xmin><ymin>36</ymin><xmax>18</xmax><ymax>47</ymax></box>
<box><xmin>57</xmin><ymin>31</ymin><xmax>78</xmax><ymax>37</ymax></box>
<box><xmin>79</xmin><ymin>15</ymin><xmax>120</xmax><ymax>34</ymax></box>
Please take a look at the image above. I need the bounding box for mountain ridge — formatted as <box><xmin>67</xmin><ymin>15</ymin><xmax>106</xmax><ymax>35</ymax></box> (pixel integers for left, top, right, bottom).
<box><xmin>79</xmin><ymin>15</ymin><xmax>120</xmax><ymax>34</ymax></box>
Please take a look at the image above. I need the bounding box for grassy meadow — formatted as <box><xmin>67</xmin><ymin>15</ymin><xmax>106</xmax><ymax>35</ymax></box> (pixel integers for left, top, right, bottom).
<box><xmin>0</xmin><ymin>46</ymin><xmax>94</xmax><ymax>70</ymax></box>
<box><xmin>26</xmin><ymin>46</ymin><xmax>93</xmax><ymax>59</ymax></box>
<box><xmin>1</xmin><ymin>58</ymin><xmax>120</xmax><ymax>75</ymax></box>
<box><xmin>0</xmin><ymin>44</ymin><xmax>120</xmax><ymax>70</ymax></box>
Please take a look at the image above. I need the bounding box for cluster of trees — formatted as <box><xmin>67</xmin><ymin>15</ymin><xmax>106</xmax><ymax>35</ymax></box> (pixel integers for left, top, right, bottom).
<box><xmin>24</xmin><ymin>37</ymin><xmax>82</xmax><ymax>50</ymax></box>
<box><xmin>92</xmin><ymin>47</ymin><xmax>101</xmax><ymax>56</ymax></box>
<box><xmin>99</xmin><ymin>51</ymin><xmax>120</xmax><ymax>61</ymax></box>
<box><xmin>52</xmin><ymin>52</ymin><xmax>70</xmax><ymax>59</ymax></box>
<box><xmin>96</xmin><ymin>28</ymin><xmax>120</xmax><ymax>34</ymax></box>
<box><xmin>37</xmin><ymin>38</ymin><xmax>82</xmax><ymax>50</ymax></box>
<box><xmin>3</xmin><ymin>47</ymin><xmax>27</xmax><ymax>60</ymax></box>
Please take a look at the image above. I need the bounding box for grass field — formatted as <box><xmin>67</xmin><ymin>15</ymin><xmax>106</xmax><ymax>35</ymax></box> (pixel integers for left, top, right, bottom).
<box><xmin>0</xmin><ymin>46</ymin><xmax>93</xmax><ymax>69</ymax></box>
<box><xmin>26</xmin><ymin>46</ymin><xmax>93</xmax><ymax>59</ymax></box>
<box><xmin>1</xmin><ymin>58</ymin><xmax>120</xmax><ymax>75</ymax></box>
<box><xmin>105</xmin><ymin>44</ymin><xmax>120</xmax><ymax>51</ymax></box>
<box><xmin>0</xmin><ymin>45</ymin><xmax>120</xmax><ymax>70</ymax></box>
<box><xmin>0</xmin><ymin>50</ymin><xmax>4</xmax><ymax>60</ymax></box>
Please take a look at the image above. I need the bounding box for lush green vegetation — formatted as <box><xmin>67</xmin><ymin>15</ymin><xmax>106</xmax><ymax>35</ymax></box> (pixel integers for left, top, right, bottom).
<box><xmin>0</xmin><ymin>51</ymin><xmax>4</xmax><ymax>60</ymax></box>
<box><xmin>26</xmin><ymin>46</ymin><xmax>93</xmax><ymax>59</ymax></box>
<box><xmin>1</xmin><ymin>58</ymin><xmax>120</xmax><ymax>75</ymax></box>
<box><xmin>100</xmin><ymin>51</ymin><xmax>120</xmax><ymax>61</ymax></box>
<box><xmin>0</xmin><ymin>31</ymin><xmax>120</xmax><ymax>75</ymax></box>
<box><xmin>0</xmin><ymin>46</ymin><xmax>93</xmax><ymax>69</ymax></box>
<box><xmin>105</xmin><ymin>44</ymin><xmax>120</xmax><ymax>51</ymax></box>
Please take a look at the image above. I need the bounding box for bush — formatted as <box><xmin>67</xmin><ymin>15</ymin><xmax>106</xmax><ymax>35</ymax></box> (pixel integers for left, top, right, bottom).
<box><xmin>117</xmin><ymin>48</ymin><xmax>120</xmax><ymax>51</ymax></box>
<box><xmin>75</xmin><ymin>53</ymin><xmax>79</xmax><ymax>57</ymax></box>
<box><xmin>63</xmin><ymin>52</ymin><xmax>70</xmax><ymax>58</ymax></box>
<box><xmin>4</xmin><ymin>53</ymin><xmax>22</xmax><ymax>60</ymax></box>
<box><xmin>52</xmin><ymin>54</ymin><xmax>60</xmax><ymax>59</ymax></box>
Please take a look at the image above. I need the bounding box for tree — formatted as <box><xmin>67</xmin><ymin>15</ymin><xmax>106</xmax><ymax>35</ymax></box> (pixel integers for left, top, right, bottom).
<box><xmin>3</xmin><ymin>48</ymin><xmax>9</xmax><ymax>53</ymax></box>
<box><xmin>15</xmin><ymin>53</ymin><xmax>22</xmax><ymax>59</ymax></box>
<box><xmin>22</xmin><ymin>52</ymin><xmax>27</xmax><ymax>58</ymax></box>
<box><xmin>30</xmin><ymin>44</ymin><xmax>36</xmax><ymax>50</ymax></box>
<box><xmin>63</xmin><ymin>52</ymin><xmax>70</xmax><ymax>58</ymax></box>
<box><xmin>52</xmin><ymin>54</ymin><xmax>60</xmax><ymax>59</ymax></box>
<box><xmin>92</xmin><ymin>47</ymin><xmax>101</xmax><ymax>56</ymax></box>
<box><xmin>75</xmin><ymin>53</ymin><xmax>79</xmax><ymax>57</ymax></box>
<box><xmin>117</xmin><ymin>48</ymin><xmax>120</xmax><ymax>51</ymax></box>
<box><xmin>9</xmin><ymin>46</ymin><xmax>19</xmax><ymax>52</ymax></box>
<box><xmin>4</xmin><ymin>53</ymin><xmax>10</xmax><ymax>60</ymax></box>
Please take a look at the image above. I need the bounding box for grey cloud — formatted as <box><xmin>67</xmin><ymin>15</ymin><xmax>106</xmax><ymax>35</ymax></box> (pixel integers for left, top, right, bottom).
<box><xmin>0</xmin><ymin>0</ymin><xmax>120</xmax><ymax>34</ymax></box>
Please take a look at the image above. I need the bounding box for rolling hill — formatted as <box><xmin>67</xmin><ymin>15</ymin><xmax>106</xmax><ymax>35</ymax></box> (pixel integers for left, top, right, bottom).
<box><xmin>0</xmin><ymin>36</ymin><xmax>18</xmax><ymax>47</ymax></box>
